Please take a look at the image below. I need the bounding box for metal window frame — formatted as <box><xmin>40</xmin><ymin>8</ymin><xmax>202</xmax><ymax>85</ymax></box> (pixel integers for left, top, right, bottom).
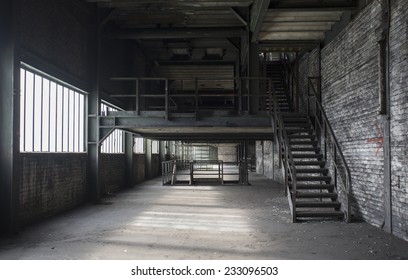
<box><xmin>19</xmin><ymin>63</ymin><xmax>87</xmax><ymax>154</ymax></box>
<box><xmin>100</xmin><ymin>100</ymin><xmax>125</xmax><ymax>154</ymax></box>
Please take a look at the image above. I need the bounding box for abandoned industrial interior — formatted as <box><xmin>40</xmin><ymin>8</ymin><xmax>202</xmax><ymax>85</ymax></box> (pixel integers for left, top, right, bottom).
<box><xmin>0</xmin><ymin>0</ymin><xmax>407</xmax><ymax>260</ymax></box>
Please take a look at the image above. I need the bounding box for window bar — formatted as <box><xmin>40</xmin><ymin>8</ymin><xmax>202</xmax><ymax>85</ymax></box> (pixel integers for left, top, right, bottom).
<box><xmin>67</xmin><ymin>89</ymin><xmax>71</xmax><ymax>152</ymax></box>
<box><xmin>32</xmin><ymin>74</ymin><xmax>36</xmax><ymax>151</ymax></box>
<box><xmin>55</xmin><ymin>85</ymin><xmax>59</xmax><ymax>152</ymax></box>
<box><xmin>23</xmin><ymin>69</ymin><xmax>27</xmax><ymax>151</ymax></box>
<box><xmin>61</xmin><ymin>87</ymin><xmax>65</xmax><ymax>152</ymax></box>
<box><xmin>76</xmin><ymin>93</ymin><xmax>80</xmax><ymax>152</ymax></box>
<box><xmin>40</xmin><ymin>77</ymin><xmax>44</xmax><ymax>151</ymax></box>
<box><xmin>48</xmin><ymin>80</ymin><xmax>51</xmax><ymax>152</ymax></box>
<box><xmin>73</xmin><ymin>91</ymin><xmax>76</xmax><ymax>152</ymax></box>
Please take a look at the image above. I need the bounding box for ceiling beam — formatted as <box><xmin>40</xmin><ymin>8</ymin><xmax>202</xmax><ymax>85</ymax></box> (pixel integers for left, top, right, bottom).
<box><xmin>259</xmin><ymin>31</ymin><xmax>325</xmax><ymax>41</ymax></box>
<box><xmin>113</xmin><ymin>27</ymin><xmax>244</xmax><ymax>39</ymax></box>
<box><xmin>250</xmin><ymin>0</ymin><xmax>271</xmax><ymax>42</ymax></box>
<box><xmin>259</xmin><ymin>40</ymin><xmax>320</xmax><ymax>51</ymax></box>
<box><xmin>230</xmin><ymin>7</ymin><xmax>248</xmax><ymax>27</ymax></box>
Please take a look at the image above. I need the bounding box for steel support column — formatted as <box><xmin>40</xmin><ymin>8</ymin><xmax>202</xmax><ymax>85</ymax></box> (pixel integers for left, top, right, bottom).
<box><xmin>0</xmin><ymin>0</ymin><xmax>20</xmax><ymax>234</ymax></box>
<box><xmin>88</xmin><ymin>10</ymin><xmax>103</xmax><ymax>203</ymax></box>
<box><xmin>249</xmin><ymin>41</ymin><xmax>260</xmax><ymax>114</ymax></box>
<box><xmin>125</xmin><ymin>132</ymin><xmax>134</xmax><ymax>188</ymax></box>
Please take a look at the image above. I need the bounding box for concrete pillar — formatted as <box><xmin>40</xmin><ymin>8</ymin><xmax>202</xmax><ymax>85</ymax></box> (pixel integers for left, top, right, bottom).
<box><xmin>0</xmin><ymin>0</ymin><xmax>20</xmax><ymax>234</ymax></box>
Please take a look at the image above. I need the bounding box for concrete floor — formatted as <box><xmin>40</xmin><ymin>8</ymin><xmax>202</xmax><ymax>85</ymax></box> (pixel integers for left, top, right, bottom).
<box><xmin>1</xmin><ymin>173</ymin><xmax>408</xmax><ymax>260</ymax></box>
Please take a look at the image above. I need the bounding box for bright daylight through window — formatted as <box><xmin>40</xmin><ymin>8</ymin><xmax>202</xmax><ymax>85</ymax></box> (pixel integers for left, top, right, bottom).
<box><xmin>20</xmin><ymin>64</ymin><xmax>85</xmax><ymax>153</ymax></box>
<box><xmin>100</xmin><ymin>102</ymin><xmax>124</xmax><ymax>154</ymax></box>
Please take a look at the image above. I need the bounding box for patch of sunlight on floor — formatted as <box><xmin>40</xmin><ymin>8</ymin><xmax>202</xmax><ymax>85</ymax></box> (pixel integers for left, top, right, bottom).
<box><xmin>130</xmin><ymin>187</ymin><xmax>252</xmax><ymax>233</ymax></box>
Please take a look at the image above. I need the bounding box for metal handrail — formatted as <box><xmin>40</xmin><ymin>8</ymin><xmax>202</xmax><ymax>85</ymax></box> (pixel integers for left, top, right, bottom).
<box><xmin>308</xmin><ymin>77</ymin><xmax>352</xmax><ymax>222</ymax></box>
<box><xmin>270</xmin><ymin>68</ymin><xmax>298</xmax><ymax>222</ymax></box>
<box><xmin>110</xmin><ymin>76</ymin><xmax>273</xmax><ymax>117</ymax></box>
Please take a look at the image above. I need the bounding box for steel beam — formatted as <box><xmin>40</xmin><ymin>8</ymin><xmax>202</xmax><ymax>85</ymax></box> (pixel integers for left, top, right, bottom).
<box><xmin>259</xmin><ymin>40</ymin><xmax>319</xmax><ymax>51</ymax></box>
<box><xmin>114</xmin><ymin>27</ymin><xmax>244</xmax><ymax>39</ymax></box>
<box><xmin>250</xmin><ymin>0</ymin><xmax>271</xmax><ymax>42</ymax></box>
<box><xmin>100</xmin><ymin>116</ymin><xmax>272</xmax><ymax>129</ymax></box>
<box><xmin>0</xmin><ymin>0</ymin><xmax>20</xmax><ymax>234</ymax></box>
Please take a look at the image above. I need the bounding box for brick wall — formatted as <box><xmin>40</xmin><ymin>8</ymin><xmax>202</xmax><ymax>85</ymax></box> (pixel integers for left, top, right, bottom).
<box><xmin>256</xmin><ymin>141</ymin><xmax>284</xmax><ymax>184</ymax></box>
<box><xmin>133</xmin><ymin>154</ymin><xmax>146</xmax><ymax>185</ymax></box>
<box><xmin>100</xmin><ymin>154</ymin><xmax>127</xmax><ymax>195</ymax></box>
<box><xmin>298</xmin><ymin>1</ymin><xmax>408</xmax><ymax>240</ymax></box>
<box><xmin>321</xmin><ymin>1</ymin><xmax>385</xmax><ymax>227</ymax></box>
<box><xmin>390</xmin><ymin>0</ymin><xmax>408</xmax><ymax>240</ymax></box>
<box><xmin>218</xmin><ymin>145</ymin><xmax>237</xmax><ymax>162</ymax></box>
<box><xmin>19</xmin><ymin>154</ymin><xmax>87</xmax><ymax>225</ymax></box>
<box><xmin>298</xmin><ymin>47</ymin><xmax>320</xmax><ymax>114</ymax></box>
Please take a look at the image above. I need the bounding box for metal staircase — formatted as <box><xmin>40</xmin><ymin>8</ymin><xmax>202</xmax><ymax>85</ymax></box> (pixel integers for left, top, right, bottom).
<box><xmin>269</xmin><ymin>55</ymin><xmax>352</xmax><ymax>223</ymax></box>
<box><xmin>282</xmin><ymin>112</ymin><xmax>344</xmax><ymax>220</ymax></box>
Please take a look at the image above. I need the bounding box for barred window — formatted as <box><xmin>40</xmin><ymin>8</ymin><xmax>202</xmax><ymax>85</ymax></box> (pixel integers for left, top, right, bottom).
<box><xmin>133</xmin><ymin>137</ymin><xmax>145</xmax><ymax>154</ymax></box>
<box><xmin>100</xmin><ymin>102</ymin><xmax>124</xmax><ymax>154</ymax></box>
<box><xmin>20</xmin><ymin>64</ymin><xmax>86</xmax><ymax>153</ymax></box>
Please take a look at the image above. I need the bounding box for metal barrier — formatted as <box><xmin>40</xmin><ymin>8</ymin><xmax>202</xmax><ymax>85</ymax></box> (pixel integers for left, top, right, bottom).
<box><xmin>110</xmin><ymin>76</ymin><xmax>274</xmax><ymax>118</ymax></box>
<box><xmin>161</xmin><ymin>160</ymin><xmax>249</xmax><ymax>185</ymax></box>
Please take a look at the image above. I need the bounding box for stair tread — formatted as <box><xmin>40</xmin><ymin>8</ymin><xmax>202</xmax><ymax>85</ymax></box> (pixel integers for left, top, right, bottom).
<box><xmin>296</xmin><ymin>211</ymin><xmax>344</xmax><ymax>218</ymax></box>
<box><xmin>296</xmin><ymin>176</ymin><xmax>331</xmax><ymax>181</ymax></box>
<box><xmin>295</xmin><ymin>168</ymin><xmax>329</xmax><ymax>173</ymax></box>
<box><xmin>296</xmin><ymin>192</ymin><xmax>338</xmax><ymax>199</ymax></box>
<box><xmin>291</xmin><ymin>147</ymin><xmax>320</xmax><ymax>151</ymax></box>
<box><xmin>293</xmin><ymin>161</ymin><xmax>326</xmax><ymax>165</ymax></box>
<box><xmin>292</xmin><ymin>154</ymin><xmax>323</xmax><ymax>158</ymax></box>
<box><xmin>296</xmin><ymin>201</ymin><xmax>341</xmax><ymax>207</ymax></box>
<box><xmin>288</xmin><ymin>135</ymin><xmax>316</xmax><ymax>139</ymax></box>
<box><xmin>290</xmin><ymin>140</ymin><xmax>319</xmax><ymax>145</ymax></box>
<box><xmin>294</xmin><ymin>184</ymin><xmax>335</xmax><ymax>190</ymax></box>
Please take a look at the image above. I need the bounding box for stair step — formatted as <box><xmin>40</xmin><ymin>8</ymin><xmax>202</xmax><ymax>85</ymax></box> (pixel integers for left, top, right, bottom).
<box><xmin>293</xmin><ymin>161</ymin><xmax>326</xmax><ymax>166</ymax></box>
<box><xmin>283</xmin><ymin>118</ymin><xmax>310</xmax><ymax>123</ymax></box>
<box><xmin>279</xmin><ymin>113</ymin><xmax>308</xmax><ymax>117</ymax></box>
<box><xmin>290</xmin><ymin>140</ymin><xmax>319</xmax><ymax>145</ymax></box>
<box><xmin>284</xmin><ymin>123</ymin><xmax>311</xmax><ymax>128</ymax></box>
<box><xmin>285</xmin><ymin>129</ymin><xmax>314</xmax><ymax>134</ymax></box>
<box><xmin>291</xmin><ymin>147</ymin><xmax>320</xmax><ymax>152</ymax></box>
<box><xmin>296</xmin><ymin>192</ymin><xmax>338</xmax><ymax>199</ymax></box>
<box><xmin>296</xmin><ymin>201</ymin><xmax>341</xmax><ymax>208</ymax></box>
<box><xmin>295</xmin><ymin>168</ymin><xmax>329</xmax><ymax>174</ymax></box>
<box><xmin>292</xmin><ymin>154</ymin><xmax>323</xmax><ymax>159</ymax></box>
<box><xmin>296</xmin><ymin>176</ymin><xmax>331</xmax><ymax>182</ymax></box>
<box><xmin>296</xmin><ymin>211</ymin><xmax>344</xmax><ymax>218</ymax></box>
<box><xmin>294</xmin><ymin>184</ymin><xmax>334</xmax><ymax>190</ymax></box>
<box><xmin>287</xmin><ymin>135</ymin><xmax>316</xmax><ymax>139</ymax></box>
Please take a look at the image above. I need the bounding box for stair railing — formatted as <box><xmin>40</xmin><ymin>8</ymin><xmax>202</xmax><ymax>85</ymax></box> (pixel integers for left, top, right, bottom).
<box><xmin>308</xmin><ymin>77</ymin><xmax>352</xmax><ymax>222</ymax></box>
<box><xmin>272</xmin><ymin>79</ymin><xmax>298</xmax><ymax>222</ymax></box>
<box><xmin>280</xmin><ymin>53</ymin><xmax>294</xmax><ymax>107</ymax></box>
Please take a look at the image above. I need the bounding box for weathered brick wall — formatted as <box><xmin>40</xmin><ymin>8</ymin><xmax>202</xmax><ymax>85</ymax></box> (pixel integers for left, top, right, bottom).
<box><xmin>218</xmin><ymin>145</ymin><xmax>237</xmax><ymax>162</ymax></box>
<box><xmin>133</xmin><ymin>154</ymin><xmax>146</xmax><ymax>185</ymax></box>
<box><xmin>20</xmin><ymin>0</ymin><xmax>91</xmax><ymax>82</ymax></box>
<box><xmin>19</xmin><ymin>154</ymin><xmax>87</xmax><ymax>225</ymax></box>
<box><xmin>321</xmin><ymin>1</ymin><xmax>384</xmax><ymax>227</ymax></box>
<box><xmin>100</xmin><ymin>154</ymin><xmax>127</xmax><ymax>195</ymax></box>
<box><xmin>298</xmin><ymin>47</ymin><xmax>320</xmax><ymax>114</ymax></box>
<box><xmin>389</xmin><ymin>0</ymin><xmax>408</xmax><ymax>240</ymax></box>
<box><xmin>304</xmin><ymin>0</ymin><xmax>408</xmax><ymax>240</ymax></box>
<box><xmin>149</xmin><ymin>154</ymin><xmax>161</xmax><ymax>179</ymax></box>
<box><xmin>256</xmin><ymin>141</ymin><xmax>284</xmax><ymax>184</ymax></box>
